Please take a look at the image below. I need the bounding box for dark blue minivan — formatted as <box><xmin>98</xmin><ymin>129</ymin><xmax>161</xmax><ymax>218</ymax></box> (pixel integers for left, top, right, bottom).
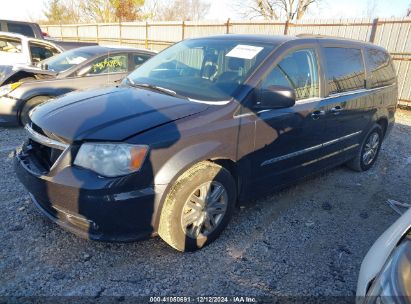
<box><xmin>15</xmin><ymin>35</ymin><xmax>398</xmax><ymax>251</ymax></box>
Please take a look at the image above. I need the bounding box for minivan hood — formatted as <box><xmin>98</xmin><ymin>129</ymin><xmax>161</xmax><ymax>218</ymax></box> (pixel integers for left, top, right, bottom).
<box><xmin>30</xmin><ymin>86</ymin><xmax>209</xmax><ymax>142</ymax></box>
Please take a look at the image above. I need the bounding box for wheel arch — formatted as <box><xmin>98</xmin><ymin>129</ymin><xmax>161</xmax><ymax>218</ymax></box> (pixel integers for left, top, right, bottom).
<box><xmin>376</xmin><ymin>116</ymin><xmax>388</xmax><ymax>137</ymax></box>
<box><xmin>208</xmin><ymin>157</ymin><xmax>240</xmax><ymax>198</ymax></box>
<box><xmin>3</xmin><ymin>71</ymin><xmax>36</xmax><ymax>85</ymax></box>
<box><xmin>152</xmin><ymin>142</ymin><xmax>239</xmax><ymax>230</ymax></box>
<box><xmin>18</xmin><ymin>95</ymin><xmax>54</xmax><ymax>125</ymax></box>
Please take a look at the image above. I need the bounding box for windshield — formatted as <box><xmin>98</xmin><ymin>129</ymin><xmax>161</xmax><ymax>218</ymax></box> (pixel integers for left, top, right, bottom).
<box><xmin>126</xmin><ymin>39</ymin><xmax>276</xmax><ymax>102</ymax></box>
<box><xmin>41</xmin><ymin>48</ymin><xmax>97</xmax><ymax>72</ymax></box>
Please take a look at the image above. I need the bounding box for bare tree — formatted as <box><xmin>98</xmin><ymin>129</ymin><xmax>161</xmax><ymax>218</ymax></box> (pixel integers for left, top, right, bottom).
<box><xmin>407</xmin><ymin>3</ymin><xmax>411</xmax><ymax>17</ymax></box>
<box><xmin>365</xmin><ymin>0</ymin><xmax>379</xmax><ymax>18</ymax></box>
<box><xmin>236</xmin><ymin>0</ymin><xmax>320</xmax><ymax>21</ymax></box>
<box><xmin>145</xmin><ymin>0</ymin><xmax>211</xmax><ymax>21</ymax></box>
<box><xmin>190</xmin><ymin>0</ymin><xmax>211</xmax><ymax>21</ymax></box>
<box><xmin>141</xmin><ymin>0</ymin><xmax>162</xmax><ymax>20</ymax></box>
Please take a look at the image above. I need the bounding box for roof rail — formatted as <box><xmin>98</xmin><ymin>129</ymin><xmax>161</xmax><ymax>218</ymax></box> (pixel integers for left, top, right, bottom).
<box><xmin>296</xmin><ymin>33</ymin><xmax>368</xmax><ymax>44</ymax></box>
<box><xmin>296</xmin><ymin>33</ymin><xmax>336</xmax><ymax>38</ymax></box>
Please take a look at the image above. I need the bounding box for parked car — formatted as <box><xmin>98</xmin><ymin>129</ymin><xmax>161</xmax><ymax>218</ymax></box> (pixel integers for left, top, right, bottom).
<box><xmin>14</xmin><ymin>34</ymin><xmax>398</xmax><ymax>251</ymax></box>
<box><xmin>0</xmin><ymin>19</ymin><xmax>97</xmax><ymax>50</ymax></box>
<box><xmin>0</xmin><ymin>32</ymin><xmax>63</xmax><ymax>67</ymax></box>
<box><xmin>0</xmin><ymin>31</ymin><xmax>101</xmax><ymax>87</ymax></box>
<box><xmin>357</xmin><ymin>207</ymin><xmax>411</xmax><ymax>302</ymax></box>
<box><xmin>0</xmin><ymin>45</ymin><xmax>155</xmax><ymax>125</ymax></box>
<box><xmin>0</xmin><ymin>19</ymin><xmax>45</xmax><ymax>39</ymax></box>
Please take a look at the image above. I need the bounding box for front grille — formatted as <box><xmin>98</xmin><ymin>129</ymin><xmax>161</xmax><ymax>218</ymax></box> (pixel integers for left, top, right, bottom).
<box><xmin>29</xmin><ymin>139</ymin><xmax>63</xmax><ymax>171</ymax></box>
<box><xmin>23</xmin><ymin>123</ymin><xmax>69</xmax><ymax>173</ymax></box>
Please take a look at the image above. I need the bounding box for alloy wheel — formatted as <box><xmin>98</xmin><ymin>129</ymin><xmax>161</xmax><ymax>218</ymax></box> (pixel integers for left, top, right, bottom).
<box><xmin>363</xmin><ymin>132</ymin><xmax>380</xmax><ymax>166</ymax></box>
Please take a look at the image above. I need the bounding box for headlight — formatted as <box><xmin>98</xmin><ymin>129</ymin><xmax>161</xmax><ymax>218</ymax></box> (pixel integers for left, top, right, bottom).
<box><xmin>364</xmin><ymin>236</ymin><xmax>411</xmax><ymax>303</ymax></box>
<box><xmin>0</xmin><ymin>82</ymin><xmax>22</xmax><ymax>97</ymax></box>
<box><xmin>74</xmin><ymin>143</ymin><xmax>149</xmax><ymax>177</ymax></box>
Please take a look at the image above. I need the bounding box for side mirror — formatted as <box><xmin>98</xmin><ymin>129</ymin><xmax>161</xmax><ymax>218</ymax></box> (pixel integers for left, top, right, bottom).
<box><xmin>40</xmin><ymin>63</ymin><xmax>49</xmax><ymax>70</ymax></box>
<box><xmin>255</xmin><ymin>85</ymin><xmax>296</xmax><ymax>109</ymax></box>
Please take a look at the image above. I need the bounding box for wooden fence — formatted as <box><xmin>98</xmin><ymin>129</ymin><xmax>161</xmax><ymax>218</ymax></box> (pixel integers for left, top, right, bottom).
<box><xmin>41</xmin><ymin>18</ymin><xmax>411</xmax><ymax>106</ymax></box>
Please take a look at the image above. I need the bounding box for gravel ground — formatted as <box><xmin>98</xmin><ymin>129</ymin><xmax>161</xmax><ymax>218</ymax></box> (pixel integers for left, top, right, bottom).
<box><xmin>0</xmin><ymin>109</ymin><xmax>410</xmax><ymax>298</ymax></box>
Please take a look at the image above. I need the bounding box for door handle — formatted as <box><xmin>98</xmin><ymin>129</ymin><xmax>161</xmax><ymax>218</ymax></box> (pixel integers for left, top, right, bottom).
<box><xmin>311</xmin><ymin>110</ymin><xmax>325</xmax><ymax>120</ymax></box>
<box><xmin>331</xmin><ymin>106</ymin><xmax>344</xmax><ymax>115</ymax></box>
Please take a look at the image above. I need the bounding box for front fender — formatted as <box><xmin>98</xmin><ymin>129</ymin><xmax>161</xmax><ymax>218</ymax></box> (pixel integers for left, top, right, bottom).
<box><xmin>154</xmin><ymin>141</ymin><xmax>222</xmax><ymax>185</ymax></box>
<box><xmin>11</xmin><ymin>86</ymin><xmax>72</xmax><ymax>102</ymax></box>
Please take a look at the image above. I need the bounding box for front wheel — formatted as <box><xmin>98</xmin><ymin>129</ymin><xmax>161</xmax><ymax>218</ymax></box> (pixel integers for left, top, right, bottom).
<box><xmin>346</xmin><ymin>124</ymin><xmax>383</xmax><ymax>172</ymax></box>
<box><xmin>158</xmin><ymin>161</ymin><xmax>236</xmax><ymax>252</ymax></box>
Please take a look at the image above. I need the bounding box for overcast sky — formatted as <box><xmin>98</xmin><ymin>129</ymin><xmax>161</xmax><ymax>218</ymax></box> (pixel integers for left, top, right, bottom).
<box><xmin>0</xmin><ymin>0</ymin><xmax>409</xmax><ymax>22</ymax></box>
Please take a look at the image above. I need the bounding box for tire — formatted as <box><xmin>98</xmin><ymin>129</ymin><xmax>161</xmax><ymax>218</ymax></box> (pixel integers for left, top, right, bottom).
<box><xmin>346</xmin><ymin>124</ymin><xmax>383</xmax><ymax>172</ymax></box>
<box><xmin>20</xmin><ymin>96</ymin><xmax>51</xmax><ymax>126</ymax></box>
<box><xmin>158</xmin><ymin>161</ymin><xmax>236</xmax><ymax>252</ymax></box>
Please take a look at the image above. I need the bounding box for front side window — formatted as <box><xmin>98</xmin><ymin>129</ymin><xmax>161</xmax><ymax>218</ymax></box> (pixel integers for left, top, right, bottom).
<box><xmin>7</xmin><ymin>23</ymin><xmax>34</xmax><ymax>37</ymax></box>
<box><xmin>324</xmin><ymin>47</ymin><xmax>365</xmax><ymax>95</ymax></box>
<box><xmin>127</xmin><ymin>39</ymin><xmax>277</xmax><ymax>102</ymax></box>
<box><xmin>261</xmin><ymin>48</ymin><xmax>319</xmax><ymax>101</ymax></box>
<box><xmin>132</xmin><ymin>53</ymin><xmax>152</xmax><ymax>69</ymax></box>
<box><xmin>0</xmin><ymin>37</ymin><xmax>22</xmax><ymax>53</ymax></box>
<box><xmin>29</xmin><ymin>42</ymin><xmax>60</xmax><ymax>63</ymax></box>
<box><xmin>366</xmin><ymin>48</ymin><xmax>396</xmax><ymax>88</ymax></box>
<box><xmin>87</xmin><ymin>54</ymin><xmax>128</xmax><ymax>75</ymax></box>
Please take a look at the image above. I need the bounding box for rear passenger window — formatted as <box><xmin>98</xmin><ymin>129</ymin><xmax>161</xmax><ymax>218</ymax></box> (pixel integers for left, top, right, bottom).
<box><xmin>261</xmin><ymin>48</ymin><xmax>319</xmax><ymax>101</ymax></box>
<box><xmin>324</xmin><ymin>47</ymin><xmax>365</xmax><ymax>95</ymax></box>
<box><xmin>366</xmin><ymin>48</ymin><xmax>396</xmax><ymax>88</ymax></box>
<box><xmin>7</xmin><ymin>23</ymin><xmax>34</xmax><ymax>38</ymax></box>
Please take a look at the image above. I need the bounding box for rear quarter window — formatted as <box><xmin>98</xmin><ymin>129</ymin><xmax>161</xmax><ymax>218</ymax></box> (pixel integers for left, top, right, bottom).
<box><xmin>366</xmin><ymin>48</ymin><xmax>396</xmax><ymax>88</ymax></box>
<box><xmin>0</xmin><ymin>37</ymin><xmax>22</xmax><ymax>53</ymax></box>
<box><xmin>29</xmin><ymin>42</ymin><xmax>60</xmax><ymax>63</ymax></box>
<box><xmin>324</xmin><ymin>47</ymin><xmax>365</xmax><ymax>95</ymax></box>
<box><xmin>7</xmin><ymin>22</ymin><xmax>35</xmax><ymax>38</ymax></box>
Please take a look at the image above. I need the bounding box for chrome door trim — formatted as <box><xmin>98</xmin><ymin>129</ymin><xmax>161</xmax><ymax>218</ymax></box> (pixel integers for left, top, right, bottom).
<box><xmin>325</xmin><ymin>83</ymin><xmax>396</xmax><ymax>99</ymax></box>
<box><xmin>301</xmin><ymin>144</ymin><xmax>359</xmax><ymax>167</ymax></box>
<box><xmin>260</xmin><ymin>130</ymin><xmax>362</xmax><ymax>167</ymax></box>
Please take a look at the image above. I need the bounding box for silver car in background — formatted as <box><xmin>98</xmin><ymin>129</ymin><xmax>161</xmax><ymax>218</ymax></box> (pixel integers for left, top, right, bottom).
<box><xmin>0</xmin><ymin>31</ymin><xmax>62</xmax><ymax>67</ymax></box>
<box><xmin>357</xmin><ymin>207</ymin><xmax>411</xmax><ymax>302</ymax></box>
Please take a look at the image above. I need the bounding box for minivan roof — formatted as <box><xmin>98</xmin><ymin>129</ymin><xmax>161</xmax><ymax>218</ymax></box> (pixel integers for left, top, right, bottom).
<box><xmin>195</xmin><ymin>34</ymin><xmax>387</xmax><ymax>52</ymax></box>
<box><xmin>193</xmin><ymin>34</ymin><xmax>296</xmax><ymax>44</ymax></box>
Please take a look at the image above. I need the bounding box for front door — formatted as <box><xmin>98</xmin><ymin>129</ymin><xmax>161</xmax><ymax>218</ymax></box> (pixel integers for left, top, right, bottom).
<box><xmin>249</xmin><ymin>46</ymin><xmax>331</xmax><ymax>190</ymax></box>
<box><xmin>75</xmin><ymin>52</ymin><xmax>130</xmax><ymax>89</ymax></box>
<box><xmin>57</xmin><ymin>52</ymin><xmax>129</xmax><ymax>92</ymax></box>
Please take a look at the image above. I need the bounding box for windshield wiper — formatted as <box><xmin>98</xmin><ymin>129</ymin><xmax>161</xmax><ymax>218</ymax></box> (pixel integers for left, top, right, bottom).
<box><xmin>126</xmin><ymin>77</ymin><xmax>181</xmax><ymax>98</ymax></box>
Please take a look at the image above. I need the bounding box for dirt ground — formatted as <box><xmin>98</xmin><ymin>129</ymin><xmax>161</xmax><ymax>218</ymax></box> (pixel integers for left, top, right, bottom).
<box><xmin>0</xmin><ymin>109</ymin><xmax>410</xmax><ymax>298</ymax></box>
